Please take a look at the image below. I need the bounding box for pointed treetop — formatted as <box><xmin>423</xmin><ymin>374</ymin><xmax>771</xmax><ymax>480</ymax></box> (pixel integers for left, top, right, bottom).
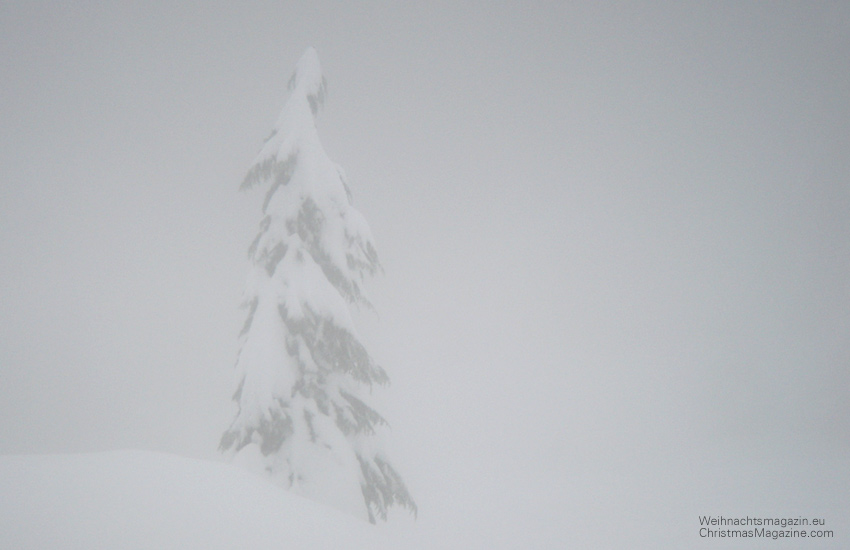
<box><xmin>241</xmin><ymin>47</ymin><xmax>328</xmax><ymax>191</ymax></box>
<box><xmin>288</xmin><ymin>47</ymin><xmax>327</xmax><ymax>116</ymax></box>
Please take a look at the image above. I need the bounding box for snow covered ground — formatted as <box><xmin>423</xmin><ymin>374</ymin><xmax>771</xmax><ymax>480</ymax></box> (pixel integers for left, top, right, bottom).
<box><xmin>0</xmin><ymin>450</ymin><xmax>418</xmax><ymax>550</ymax></box>
<box><xmin>1</xmin><ymin>450</ymin><xmax>847</xmax><ymax>549</ymax></box>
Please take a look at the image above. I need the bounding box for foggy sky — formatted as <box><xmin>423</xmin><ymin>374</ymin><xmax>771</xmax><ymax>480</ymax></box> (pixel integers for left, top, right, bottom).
<box><xmin>2</xmin><ymin>2</ymin><xmax>848</xmax><ymax>548</ymax></box>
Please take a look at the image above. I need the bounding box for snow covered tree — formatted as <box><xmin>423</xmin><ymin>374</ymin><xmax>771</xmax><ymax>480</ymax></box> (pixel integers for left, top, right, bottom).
<box><xmin>220</xmin><ymin>47</ymin><xmax>416</xmax><ymax>524</ymax></box>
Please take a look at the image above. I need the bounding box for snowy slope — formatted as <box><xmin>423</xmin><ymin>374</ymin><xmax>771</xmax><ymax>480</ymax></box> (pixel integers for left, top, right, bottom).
<box><xmin>0</xmin><ymin>451</ymin><xmax>418</xmax><ymax>550</ymax></box>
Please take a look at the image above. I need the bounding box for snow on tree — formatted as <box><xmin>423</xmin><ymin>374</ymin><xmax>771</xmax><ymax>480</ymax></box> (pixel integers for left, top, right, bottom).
<box><xmin>220</xmin><ymin>47</ymin><xmax>416</xmax><ymax>524</ymax></box>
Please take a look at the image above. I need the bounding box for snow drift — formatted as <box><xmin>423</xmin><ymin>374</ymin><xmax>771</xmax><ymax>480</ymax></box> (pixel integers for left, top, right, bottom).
<box><xmin>0</xmin><ymin>450</ymin><xmax>416</xmax><ymax>550</ymax></box>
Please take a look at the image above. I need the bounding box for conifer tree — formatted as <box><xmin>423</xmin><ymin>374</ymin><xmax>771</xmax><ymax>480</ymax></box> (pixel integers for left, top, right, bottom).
<box><xmin>220</xmin><ymin>47</ymin><xmax>416</xmax><ymax>523</ymax></box>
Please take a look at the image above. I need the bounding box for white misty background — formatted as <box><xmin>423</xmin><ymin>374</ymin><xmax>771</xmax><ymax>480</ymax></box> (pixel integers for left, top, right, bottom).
<box><xmin>1</xmin><ymin>3</ymin><xmax>849</xmax><ymax>549</ymax></box>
